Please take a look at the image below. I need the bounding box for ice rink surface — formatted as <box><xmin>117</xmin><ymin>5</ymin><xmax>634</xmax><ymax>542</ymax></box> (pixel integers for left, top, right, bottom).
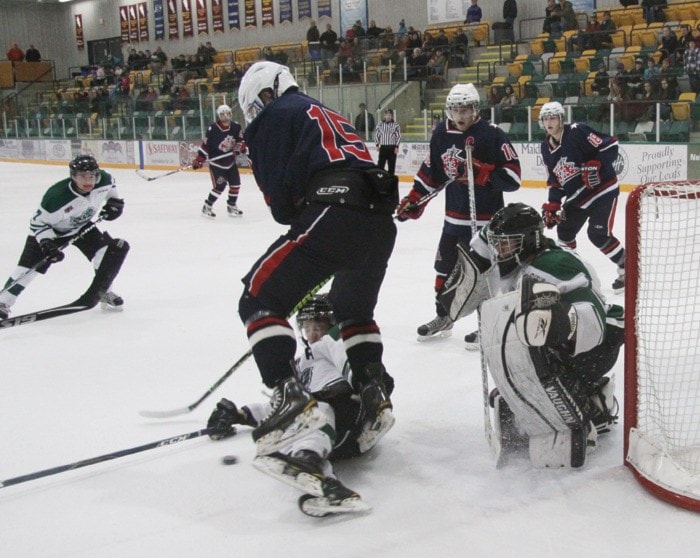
<box><xmin>0</xmin><ymin>162</ymin><xmax>698</xmax><ymax>558</ymax></box>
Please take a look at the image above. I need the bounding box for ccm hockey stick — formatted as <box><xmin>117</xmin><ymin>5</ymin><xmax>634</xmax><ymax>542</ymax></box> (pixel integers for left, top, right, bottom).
<box><xmin>0</xmin><ymin>428</ymin><xmax>218</xmax><ymax>489</ymax></box>
<box><xmin>135</xmin><ymin>152</ymin><xmax>231</xmax><ymax>181</ymax></box>
<box><xmin>138</xmin><ymin>278</ymin><xmax>332</xmax><ymax>419</ymax></box>
<box><xmin>0</xmin><ymin>216</ymin><xmax>104</xmax><ymax>298</ymax></box>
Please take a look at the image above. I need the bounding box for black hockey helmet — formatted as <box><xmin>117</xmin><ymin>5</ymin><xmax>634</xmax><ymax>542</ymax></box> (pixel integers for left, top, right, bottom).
<box><xmin>69</xmin><ymin>154</ymin><xmax>99</xmax><ymax>177</ymax></box>
<box><xmin>487</xmin><ymin>203</ymin><xmax>545</xmax><ymax>263</ymax></box>
<box><xmin>296</xmin><ymin>294</ymin><xmax>335</xmax><ymax>330</ymax></box>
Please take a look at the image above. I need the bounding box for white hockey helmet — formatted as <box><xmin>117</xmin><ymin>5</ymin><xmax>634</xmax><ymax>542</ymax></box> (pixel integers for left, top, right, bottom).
<box><xmin>216</xmin><ymin>104</ymin><xmax>232</xmax><ymax>119</ymax></box>
<box><xmin>445</xmin><ymin>83</ymin><xmax>480</xmax><ymax>121</ymax></box>
<box><xmin>539</xmin><ymin>101</ymin><xmax>565</xmax><ymax>124</ymax></box>
<box><xmin>238</xmin><ymin>61</ymin><xmax>299</xmax><ymax>123</ymax></box>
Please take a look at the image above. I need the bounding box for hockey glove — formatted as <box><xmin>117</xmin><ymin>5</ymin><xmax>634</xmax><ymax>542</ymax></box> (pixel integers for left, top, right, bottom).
<box><xmin>541</xmin><ymin>201</ymin><xmax>562</xmax><ymax>229</ymax></box>
<box><xmin>514</xmin><ymin>276</ymin><xmax>577</xmax><ymax>348</ymax></box>
<box><xmin>39</xmin><ymin>238</ymin><xmax>65</xmax><ymax>263</ymax></box>
<box><xmin>100</xmin><ymin>198</ymin><xmax>125</xmax><ymax>221</ymax></box>
<box><xmin>580</xmin><ymin>160</ymin><xmax>602</xmax><ymax>189</ymax></box>
<box><xmin>191</xmin><ymin>155</ymin><xmax>206</xmax><ymax>170</ymax></box>
<box><xmin>207</xmin><ymin>398</ymin><xmax>255</xmax><ymax>439</ymax></box>
<box><xmin>472</xmin><ymin>157</ymin><xmax>496</xmax><ymax>186</ymax></box>
<box><xmin>235</xmin><ymin>141</ymin><xmax>247</xmax><ymax>155</ymax></box>
<box><xmin>396</xmin><ymin>188</ymin><xmax>427</xmax><ymax>221</ymax></box>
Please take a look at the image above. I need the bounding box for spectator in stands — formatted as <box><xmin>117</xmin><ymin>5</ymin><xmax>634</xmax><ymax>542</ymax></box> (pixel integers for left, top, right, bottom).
<box><xmin>657</xmin><ymin>76</ymin><xmax>678</xmax><ymax>119</ymax></box>
<box><xmin>464</xmin><ymin>0</ymin><xmax>482</xmax><ymax>24</ymax></box>
<box><xmin>350</xmin><ymin>20</ymin><xmax>366</xmax><ymax>42</ymax></box>
<box><xmin>496</xmin><ymin>84</ymin><xmax>518</xmax><ymax>122</ymax></box>
<box><xmin>173</xmin><ymin>86</ymin><xmax>190</xmax><ymax>111</ymax></box>
<box><xmin>152</xmin><ymin>46</ymin><xmax>168</xmax><ymax>73</ymax></box>
<box><xmin>307</xmin><ymin>20</ymin><xmax>321</xmax><ymax>61</ymax></box>
<box><xmin>677</xmin><ymin>24</ymin><xmax>694</xmax><ymax>63</ymax></box>
<box><xmin>397</xmin><ymin>19</ymin><xmax>407</xmax><ymax>39</ymax></box>
<box><xmin>217</xmin><ymin>64</ymin><xmax>242</xmax><ymax>92</ymax></box>
<box><xmin>642</xmin><ymin>0</ymin><xmax>667</xmax><ymax>25</ymax></box>
<box><xmin>422</xmin><ymin>31</ymin><xmax>437</xmax><ymax>52</ymax></box>
<box><xmin>319</xmin><ymin>22</ymin><xmax>339</xmax><ymax>66</ymax></box>
<box><xmin>591</xmin><ymin>61</ymin><xmax>611</xmax><ymax>96</ymax></box>
<box><xmin>643</xmin><ymin>58</ymin><xmax>660</xmax><ymax>83</ymax></box>
<box><xmin>451</xmin><ymin>29</ymin><xmax>470</xmax><ymax>66</ymax></box>
<box><xmin>575</xmin><ymin>13</ymin><xmax>600</xmax><ymax>51</ymax></box>
<box><xmin>488</xmin><ymin>86</ymin><xmax>504</xmax><ymax>108</ymax></box>
<box><xmin>7</xmin><ymin>42</ymin><xmax>24</xmax><ymax>62</ymax></box>
<box><xmin>336</xmin><ymin>38</ymin><xmax>352</xmax><ymax>65</ymax></box>
<box><xmin>341</xmin><ymin>56</ymin><xmax>362</xmax><ymax>83</ymax></box>
<box><xmin>380</xmin><ymin>26</ymin><xmax>396</xmax><ymax>49</ymax></box>
<box><xmin>683</xmin><ymin>38</ymin><xmax>700</xmax><ymax>93</ymax></box>
<box><xmin>25</xmin><ymin>44</ymin><xmax>41</xmax><ymax>62</ymax></box>
<box><xmin>598</xmin><ymin>11</ymin><xmax>616</xmax><ymax>49</ymax></box>
<box><xmin>627</xmin><ymin>58</ymin><xmax>645</xmax><ymax>97</ymax></box>
<box><xmin>407</xmin><ymin>47</ymin><xmax>430</xmax><ymax>79</ymax></box>
<box><xmin>543</xmin><ymin>0</ymin><xmax>562</xmax><ymax>35</ymax></box>
<box><xmin>366</xmin><ymin>20</ymin><xmax>384</xmax><ymax>49</ymax></box>
<box><xmin>630</xmin><ymin>80</ymin><xmax>658</xmax><ymax>121</ymax></box>
<box><xmin>558</xmin><ymin>0</ymin><xmax>578</xmax><ymax>32</ymax></box>
<box><xmin>659</xmin><ymin>25</ymin><xmax>679</xmax><ymax>65</ymax></box>
<box><xmin>434</xmin><ymin>29</ymin><xmax>450</xmax><ymax>50</ymax></box>
<box><xmin>503</xmin><ymin>0</ymin><xmax>518</xmax><ymax>29</ymax></box>
<box><xmin>189</xmin><ymin>54</ymin><xmax>208</xmax><ymax>78</ymax></box>
<box><xmin>427</xmin><ymin>48</ymin><xmax>448</xmax><ymax>85</ymax></box>
<box><xmin>198</xmin><ymin>41</ymin><xmax>217</xmax><ymax>65</ymax></box>
<box><xmin>598</xmin><ymin>77</ymin><xmax>632</xmax><ymax>121</ymax></box>
<box><xmin>354</xmin><ymin>102</ymin><xmax>375</xmax><ymax>135</ymax></box>
<box><xmin>658</xmin><ymin>57</ymin><xmax>677</xmax><ymax>86</ymax></box>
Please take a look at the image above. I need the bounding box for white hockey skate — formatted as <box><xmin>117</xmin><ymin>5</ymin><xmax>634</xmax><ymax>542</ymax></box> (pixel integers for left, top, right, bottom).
<box><xmin>227</xmin><ymin>204</ymin><xmax>243</xmax><ymax>217</ymax></box>
<box><xmin>298</xmin><ymin>478</ymin><xmax>371</xmax><ymax>518</ymax></box>
<box><xmin>253</xmin><ymin>450</ymin><xmax>325</xmax><ymax>496</ymax></box>
<box><xmin>201</xmin><ymin>203</ymin><xmax>216</xmax><ymax>219</ymax></box>
<box><xmin>100</xmin><ymin>291</ymin><xmax>124</xmax><ymax>312</ymax></box>
<box><xmin>416</xmin><ymin>315</ymin><xmax>453</xmax><ymax>342</ymax></box>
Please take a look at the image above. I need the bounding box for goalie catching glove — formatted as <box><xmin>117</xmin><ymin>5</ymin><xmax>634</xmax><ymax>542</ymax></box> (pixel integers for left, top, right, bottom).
<box><xmin>396</xmin><ymin>188</ymin><xmax>427</xmax><ymax>221</ymax></box>
<box><xmin>514</xmin><ymin>275</ymin><xmax>577</xmax><ymax>348</ymax></box>
<box><xmin>580</xmin><ymin>160</ymin><xmax>602</xmax><ymax>189</ymax></box>
<box><xmin>541</xmin><ymin>201</ymin><xmax>562</xmax><ymax>229</ymax></box>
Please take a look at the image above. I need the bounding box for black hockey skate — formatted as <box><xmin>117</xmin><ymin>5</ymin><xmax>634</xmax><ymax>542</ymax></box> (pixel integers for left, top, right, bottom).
<box><xmin>201</xmin><ymin>203</ymin><xmax>216</xmax><ymax>219</ymax></box>
<box><xmin>357</xmin><ymin>363</ymin><xmax>395</xmax><ymax>453</ymax></box>
<box><xmin>612</xmin><ymin>265</ymin><xmax>625</xmax><ymax>294</ymax></box>
<box><xmin>252</xmin><ymin>376</ymin><xmax>327</xmax><ymax>455</ymax></box>
<box><xmin>227</xmin><ymin>204</ymin><xmax>243</xmax><ymax>217</ymax></box>
<box><xmin>253</xmin><ymin>450</ymin><xmax>326</xmax><ymax>496</ymax></box>
<box><xmin>464</xmin><ymin>329</ymin><xmax>480</xmax><ymax>351</ymax></box>
<box><xmin>100</xmin><ymin>291</ymin><xmax>124</xmax><ymax>312</ymax></box>
<box><xmin>417</xmin><ymin>314</ymin><xmax>453</xmax><ymax>341</ymax></box>
<box><xmin>298</xmin><ymin>477</ymin><xmax>371</xmax><ymax>517</ymax></box>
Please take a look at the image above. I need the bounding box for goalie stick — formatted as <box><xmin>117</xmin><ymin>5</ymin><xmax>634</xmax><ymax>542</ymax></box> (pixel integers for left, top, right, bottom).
<box><xmin>135</xmin><ymin>152</ymin><xmax>230</xmax><ymax>182</ymax></box>
<box><xmin>138</xmin><ymin>278</ymin><xmax>332</xmax><ymax>419</ymax></box>
<box><xmin>0</xmin><ymin>428</ymin><xmax>218</xmax><ymax>489</ymax></box>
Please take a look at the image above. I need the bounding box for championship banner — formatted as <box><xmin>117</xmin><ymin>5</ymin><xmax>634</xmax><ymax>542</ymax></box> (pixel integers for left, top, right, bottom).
<box><xmin>318</xmin><ymin>0</ymin><xmax>332</xmax><ymax>19</ymax></box>
<box><xmin>244</xmin><ymin>0</ymin><xmax>256</xmax><ymax>28</ymax></box>
<box><xmin>75</xmin><ymin>14</ymin><xmax>84</xmax><ymax>50</ymax></box>
<box><xmin>227</xmin><ymin>0</ymin><xmax>240</xmax><ymax>30</ymax></box>
<box><xmin>182</xmin><ymin>0</ymin><xmax>194</xmax><ymax>37</ymax></box>
<box><xmin>138</xmin><ymin>3</ymin><xmax>149</xmax><ymax>42</ymax></box>
<box><xmin>261</xmin><ymin>0</ymin><xmax>273</xmax><ymax>27</ymax></box>
<box><xmin>154</xmin><ymin>0</ymin><xmax>165</xmax><ymax>40</ymax></box>
<box><xmin>212</xmin><ymin>0</ymin><xmax>224</xmax><ymax>33</ymax></box>
<box><xmin>279</xmin><ymin>0</ymin><xmax>292</xmax><ymax>24</ymax></box>
<box><xmin>129</xmin><ymin>5</ymin><xmax>139</xmax><ymax>42</ymax></box>
<box><xmin>196</xmin><ymin>0</ymin><xmax>209</xmax><ymax>35</ymax></box>
<box><xmin>166</xmin><ymin>0</ymin><xmax>179</xmax><ymax>40</ymax></box>
<box><xmin>120</xmin><ymin>6</ymin><xmax>130</xmax><ymax>43</ymax></box>
<box><xmin>298</xmin><ymin>0</ymin><xmax>311</xmax><ymax>21</ymax></box>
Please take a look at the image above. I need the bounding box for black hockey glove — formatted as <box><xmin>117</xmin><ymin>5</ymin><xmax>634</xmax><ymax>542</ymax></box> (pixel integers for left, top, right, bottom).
<box><xmin>39</xmin><ymin>238</ymin><xmax>65</xmax><ymax>263</ymax></box>
<box><xmin>207</xmin><ymin>398</ymin><xmax>255</xmax><ymax>439</ymax></box>
<box><xmin>100</xmin><ymin>198</ymin><xmax>125</xmax><ymax>221</ymax></box>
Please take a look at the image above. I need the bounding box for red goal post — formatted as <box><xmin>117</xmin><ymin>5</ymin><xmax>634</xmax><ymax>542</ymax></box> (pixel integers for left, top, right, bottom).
<box><xmin>624</xmin><ymin>181</ymin><xmax>700</xmax><ymax>512</ymax></box>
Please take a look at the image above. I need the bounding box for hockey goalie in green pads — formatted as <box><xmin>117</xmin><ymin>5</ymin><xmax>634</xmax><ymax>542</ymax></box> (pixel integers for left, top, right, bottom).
<box><xmin>438</xmin><ymin>203</ymin><xmax>623</xmax><ymax>468</ymax></box>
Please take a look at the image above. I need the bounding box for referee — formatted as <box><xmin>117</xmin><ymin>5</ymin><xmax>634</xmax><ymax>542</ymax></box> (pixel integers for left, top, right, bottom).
<box><xmin>374</xmin><ymin>109</ymin><xmax>402</xmax><ymax>175</ymax></box>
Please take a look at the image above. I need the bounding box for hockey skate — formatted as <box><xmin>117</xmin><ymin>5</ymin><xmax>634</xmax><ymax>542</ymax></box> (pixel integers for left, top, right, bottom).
<box><xmin>99</xmin><ymin>291</ymin><xmax>124</xmax><ymax>312</ymax></box>
<box><xmin>201</xmin><ymin>203</ymin><xmax>216</xmax><ymax>219</ymax></box>
<box><xmin>416</xmin><ymin>314</ymin><xmax>453</xmax><ymax>341</ymax></box>
<box><xmin>0</xmin><ymin>302</ymin><xmax>9</xmax><ymax>320</ymax></box>
<box><xmin>252</xmin><ymin>376</ymin><xmax>327</xmax><ymax>456</ymax></box>
<box><xmin>464</xmin><ymin>330</ymin><xmax>480</xmax><ymax>351</ymax></box>
<box><xmin>298</xmin><ymin>477</ymin><xmax>371</xmax><ymax>517</ymax></box>
<box><xmin>227</xmin><ymin>204</ymin><xmax>243</xmax><ymax>217</ymax></box>
<box><xmin>357</xmin><ymin>363</ymin><xmax>395</xmax><ymax>453</ymax></box>
<box><xmin>253</xmin><ymin>450</ymin><xmax>325</xmax><ymax>496</ymax></box>
<box><xmin>588</xmin><ymin>376</ymin><xmax>619</xmax><ymax>435</ymax></box>
<box><xmin>612</xmin><ymin>265</ymin><xmax>625</xmax><ymax>293</ymax></box>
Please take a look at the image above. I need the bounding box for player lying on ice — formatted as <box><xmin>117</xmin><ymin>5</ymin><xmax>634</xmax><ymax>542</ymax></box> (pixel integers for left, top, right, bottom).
<box><xmin>206</xmin><ymin>294</ymin><xmax>394</xmax><ymax>517</ymax></box>
<box><xmin>439</xmin><ymin>203</ymin><xmax>623</xmax><ymax>468</ymax></box>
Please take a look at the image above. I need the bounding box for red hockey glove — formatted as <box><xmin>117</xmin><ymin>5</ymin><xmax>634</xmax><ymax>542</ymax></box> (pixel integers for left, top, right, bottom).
<box><xmin>472</xmin><ymin>157</ymin><xmax>496</xmax><ymax>186</ymax></box>
<box><xmin>581</xmin><ymin>160</ymin><xmax>602</xmax><ymax>189</ymax></box>
<box><xmin>191</xmin><ymin>155</ymin><xmax>206</xmax><ymax>170</ymax></box>
<box><xmin>542</xmin><ymin>201</ymin><xmax>562</xmax><ymax>229</ymax></box>
<box><xmin>235</xmin><ymin>141</ymin><xmax>247</xmax><ymax>155</ymax></box>
<box><xmin>396</xmin><ymin>189</ymin><xmax>427</xmax><ymax>221</ymax></box>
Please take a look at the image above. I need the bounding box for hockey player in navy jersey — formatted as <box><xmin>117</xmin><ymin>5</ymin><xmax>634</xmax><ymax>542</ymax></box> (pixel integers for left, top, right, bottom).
<box><xmin>235</xmin><ymin>61</ymin><xmax>397</xmax><ymax>457</ymax></box>
<box><xmin>193</xmin><ymin>104</ymin><xmax>246</xmax><ymax>218</ymax></box>
<box><xmin>539</xmin><ymin>101</ymin><xmax>625</xmax><ymax>292</ymax></box>
<box><xmin>0</xmin><ymin>155</ymin><xmax>129</xmax><ymax>320</ymax></box>
<box><xmin>396</xmin><ymin>83</ymin><xmax>521</xmax><ymax>342</ymax></box>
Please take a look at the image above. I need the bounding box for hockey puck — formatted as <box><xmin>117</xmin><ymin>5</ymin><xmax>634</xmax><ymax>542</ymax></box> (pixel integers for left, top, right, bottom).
<box><xmin>222</xmin><ymin>455</ymin><xmax>238</xmax><ymax>465</ymax></box>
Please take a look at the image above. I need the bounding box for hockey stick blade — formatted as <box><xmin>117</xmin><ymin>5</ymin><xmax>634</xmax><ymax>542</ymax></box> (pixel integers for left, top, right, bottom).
<box><xmin>0</xmin><ymin>297</ymin><xmax>97</xmax><ymax>330</ymax></box>
<box><xmin>0</xmin><ymin>428</ymin><xmax>214</xmax><ymax>489</ymax></box>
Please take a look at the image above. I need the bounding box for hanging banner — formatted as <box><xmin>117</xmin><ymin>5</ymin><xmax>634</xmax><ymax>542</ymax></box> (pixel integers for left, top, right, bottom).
<box><xmin>154</xmin><ymin>0</ymin><xmax>165</xmax><ymax>40</ymax></box>
<box><xmin>182</xmin><ymin>0</ymin><xmax>194</xmax><ymax>37</ymax></box>
<box><xmin>244</xmin><ymin>0</ymin><xmax>256</xmax><ymax>28</ymax></box>
<box><xmin>279</xmin><ymin>0</ymin><xmax>292</xmax><ymax>24</ymax></box>
<box><xmin>129</xmin><ymin>5</ymin><xmax>139</xmax><ymax>42</ymax></box>
<box><xmin>227</xmin><ymin>0</ymin><xmax>240</xmax><ymax>31</ymax></box>
<box><xmin>196</xmin><ymin>0</ymin><xmax>209</xmax><ymax>35</ymax></box>
<box><xmin>340</xmin><ymin>0</ymin><xmax>366</xmax><ymax>35</ymax></box>
<box><xmin>212</xmin><ymin>0</ymin><xmax>224</xmax><ymax>33</ymax></box>
<box><xmin>261</xmin><ymin>0</ymin><xmax>273</xmax><ymax>27</ymax></box>
<box><xmin>318</xmin><ymin>0</ymin><xmax>332</xmax><ymax>19</ymax></box>
<box><xmin>75</xmin><ymin>14</ymin><xmax>84</xmax><ymax>50</ymax></box>
<box><xmin>138</xmin><ymin>3</ymin><xmax>149</xmax><ymax>42</ymax></box>
<box><xmin>166</xmin><ymin>0</ymin><xmax>179</xmax><ymax>39</ymax></box>
<box><xmin>120</xmin><ymin>6</ymin><xmax>130</xmax><ymax>43</ymax></box>
<box><xmin>298</xmin><ymin>0</ymin><xmax>311</xmax><ymax>21</ymax></box>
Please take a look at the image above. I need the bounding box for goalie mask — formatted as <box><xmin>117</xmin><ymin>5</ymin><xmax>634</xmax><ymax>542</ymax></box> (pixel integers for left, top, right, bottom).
<box><xmin>487</xmin><ymin>203</ymin><xmax>545</xmax><ymax>264</ymax></box>
<box><xmin>445</xmin><ymin>83</ymin><xmax>479</xmax><ymax>130</ymax></box>
<box><xmin>238</xmin><ymin>61</ymin><xmax>299</xmax><ymax>124</ymax></box>
<box><xmin>296</xmin><ymin>294</ymin><xmax>335</xmax><ymax>343</ymax></box>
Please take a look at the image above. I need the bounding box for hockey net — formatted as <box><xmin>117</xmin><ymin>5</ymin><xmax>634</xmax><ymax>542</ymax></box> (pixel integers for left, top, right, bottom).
<box><xmin>624</xmin><ymin>181</ymin><xmax>700</xmax><ymax>511</ymax></box>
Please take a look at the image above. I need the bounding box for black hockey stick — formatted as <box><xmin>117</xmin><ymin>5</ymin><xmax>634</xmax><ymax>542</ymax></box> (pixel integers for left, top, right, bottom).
<box><xmin>0</xmin><ymin>296</ymin><xmax>98</xmax><ymax>330</ymax></box>
<box><xmin>0</xmin><ymin>428</ymin><xmax>216</xmax><ymax>489</ymax></box>
<box><xmin>135</xmin><ymin>152</ymin><xmax>230</xmax><ymax>182</ymax></box>
<box><xmin>139</xmin><ymin>278</ymin><xmax>332</xmax><ymax>419</ymax></box>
